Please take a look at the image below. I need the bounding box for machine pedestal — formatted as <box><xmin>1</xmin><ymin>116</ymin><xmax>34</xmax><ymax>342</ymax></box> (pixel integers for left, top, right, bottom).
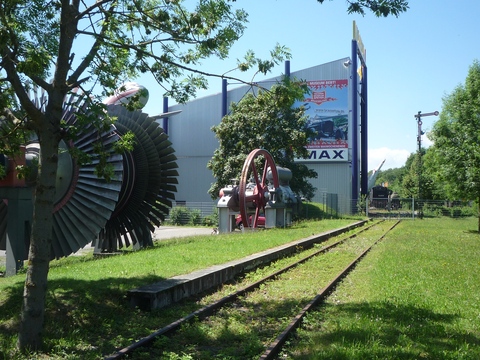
<box><xmin>0</xmin><ymin>187</ymin><xmax>33</xmax><ymax>276</ymax></box>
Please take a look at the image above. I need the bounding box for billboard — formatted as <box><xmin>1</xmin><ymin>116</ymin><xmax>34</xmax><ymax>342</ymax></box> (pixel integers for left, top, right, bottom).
<box><xmin>296</xmin><ymin>79</ymin><xmax>349</xmax><ymax>162</ymax></box>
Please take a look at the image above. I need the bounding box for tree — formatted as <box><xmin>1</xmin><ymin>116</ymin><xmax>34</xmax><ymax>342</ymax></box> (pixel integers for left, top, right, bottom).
<box><xmin>208</xmin><ymin>79</ymin><xmax>318</xmax><ymax>200</ymax></box>
<box><xmin>375</xmin><ymin>166</ymin><xmax>406</xmax><ymax>194</ymax></box>
<box><xmin>426</xmin><ymin>60</ymin><xmax>480</xmax><ymax>231</ymax></box>
<box><xmin>399</xmin><ymin>149</ymin><xmax>443</xmax><ymax>200</ymax></box>
<box><xmin>0</xmin><ymin>0</ymin><xmax>276</xmax><ymax>352</ymax></box>
<box><xmin>0</xmin><ymin>0</ymin><xmax>409</xmax><ymax>353</ymax></box>
<box><xmin>317</xmin><ymin>0</ymin><xmax>409</xmax><ymax>17</ymax></box>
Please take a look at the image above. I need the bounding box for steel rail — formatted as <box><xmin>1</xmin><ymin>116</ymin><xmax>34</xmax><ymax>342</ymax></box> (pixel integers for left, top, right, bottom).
<box><xmin>104</xmin><ymin>220</ymin><xmax>385</xmax><ymax>359</ymax></box>
<box><xmin>259</xmin><ymin>220</ymin><xmax>401</xmax><ymax>359</ymax></box>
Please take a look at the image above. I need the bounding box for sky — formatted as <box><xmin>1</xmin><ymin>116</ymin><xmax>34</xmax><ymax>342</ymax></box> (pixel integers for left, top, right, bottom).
<box><xmin>139</xmin><ymin>0</ymin><xmax>480</xmax><ymax>171</ymax></box>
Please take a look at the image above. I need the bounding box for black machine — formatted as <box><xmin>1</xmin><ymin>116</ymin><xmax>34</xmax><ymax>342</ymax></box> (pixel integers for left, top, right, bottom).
<box><xmin>370</xmin><ymin>185</ymin><xmax>399</xmax><ymax>210</ymax></box>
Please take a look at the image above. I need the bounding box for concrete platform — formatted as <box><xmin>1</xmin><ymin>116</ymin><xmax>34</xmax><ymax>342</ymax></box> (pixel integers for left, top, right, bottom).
<box><xmin>128</xmin><ymin>220</ymin><xmax>367</xmax><ymax>311</ymax></box>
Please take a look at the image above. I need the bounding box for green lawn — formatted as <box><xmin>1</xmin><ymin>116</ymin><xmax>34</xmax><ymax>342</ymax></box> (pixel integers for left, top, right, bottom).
<box><xmin>1</xmin><ymin>217</ymin><xmax>479</xmax><ymax>359</ymax></box>
<box><xmin>285</xmin><ymin>217</ymin><xmax>480</xmax><ymax>359</ymax></box>
<box><xmin>0</xmin><ymin>219</ymin><xmax>355</xmax><ymax>359</ymax></box>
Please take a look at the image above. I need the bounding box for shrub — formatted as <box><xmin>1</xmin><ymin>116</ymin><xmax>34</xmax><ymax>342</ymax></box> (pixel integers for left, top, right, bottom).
<box><xmin>190</xmin><ymin>209</ymin><xmax>202</xmax><ymax>225</ymax></box>
<box><xmin>169</xmin><ymin>207</ymin><xmax>191</xmax><ymax>225</ymax></box>
<box><xmin>203</xmin><ymin>207</ymin><xmax>219</xmax><ymax>227</ymax></box>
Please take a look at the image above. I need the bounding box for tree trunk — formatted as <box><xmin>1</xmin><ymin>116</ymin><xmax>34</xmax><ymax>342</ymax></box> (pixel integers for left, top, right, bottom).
<box><xmin>17</xmin><ymin>125</ymin><xmax>59</xmax><ymax>351</ymax></box>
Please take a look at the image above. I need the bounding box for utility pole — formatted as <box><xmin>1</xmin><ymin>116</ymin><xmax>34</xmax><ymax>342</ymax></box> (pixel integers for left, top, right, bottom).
<box><xmin>414</xmin><ymin>110</ymin><xmax>439</xmax><ymax>217</ymax></box>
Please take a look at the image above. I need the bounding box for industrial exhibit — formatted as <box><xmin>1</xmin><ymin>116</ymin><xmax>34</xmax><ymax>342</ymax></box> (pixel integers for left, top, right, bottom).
<box><xmin>0</xmin><ymin>86</ymin><xmax>179</xmax><ymax>276</ymax></box>
<box><xmin>1</xmin><ymin>22</ymin><xmax>369</xmax><ymax>275</ymax></box>
<box><xmin>165</xmin><ymin>22</ymin><xmax>368</xmax><ymax>214</ymax></box>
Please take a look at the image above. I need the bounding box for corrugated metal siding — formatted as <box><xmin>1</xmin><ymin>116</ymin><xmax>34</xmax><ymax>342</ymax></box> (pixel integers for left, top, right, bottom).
<box><xmin>173</xmin><ymin>157</ymin><xmax>216</xmax><ymax>202</ymax></box>
<box><xmin>168</xmin><ymin>93</ymin><xmax>222</xmax><ymax>157</ymax></box>
<box><xmin>308</xmin><ymin>163</ymin><xmax>351</xmax><ymax>200</ymax></box>
<box><xmin>293</xmin><ymin>58</ymin><xmax>351</xmax><ymax>83</ymax></box>
<box><xmin>164</xmin><ymin>58</ymin><xmax>357</xmax><ymax>210</ymax></box>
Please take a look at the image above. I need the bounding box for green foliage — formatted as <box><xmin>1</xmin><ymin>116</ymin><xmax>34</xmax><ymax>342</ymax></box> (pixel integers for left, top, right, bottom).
<box><xmin>421</xmin><ymin>201</ymin><xmax>477</xmax><ymax>218</ymax></box>
<box><xmin>374</xmin><ymin>148</ymin><xmax>447</xmax><ymax>201</ymax></box>
<box><xmin>317</xmin><ymin>0</ymin><xmax>409</xmax><ymax>17</ymax></box>
<box><xmin>169</xmin><ymin>207</ymin><xmax>192</xmax><ymax>225</ymax></box>
<box><xmin>427</xmin><ymin>60</ymin><xmax>480</xmax><ymax>205</ymax></box>
<box><xmin>168</xmin><ymin>207</ymin><xmax>205</xmax><ymax>226</ymax></box>
<box><xmin>356</xmin><ymin>194</ymin><xmax>367</xmax><ymax>215</ymax></box>
<box><xmin>203</xmin><ymin>207</ymin><xmax>219</xmax><ymax>227</ymax></box>
<box><xmin>207</xmin><ymin>78</ymin><xmax>317</xmax><ymax>200</ymax></box>
<box><xmin>190</xmin><ymin>209</ymin><xmax>202</xmax><ymax>225</ymax></box>
<box><xmin>375</xmin><ymin>166</ymin><xmax>407</xmax><ymax>193</ymax></box>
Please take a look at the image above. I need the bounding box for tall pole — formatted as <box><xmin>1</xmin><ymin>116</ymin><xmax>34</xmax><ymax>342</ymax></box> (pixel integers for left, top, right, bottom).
<box><xmin>351</xmin><ymin>40</ymin><xmax>359</xmax><ymax>208</ymax></box>
<box><xmin>414</xmin><ymin>110</ymin><xmax>439</xmax><ymax>216</ymax></box>
<box><xmin>416</xmin><ymin>111</ymin><xmax>423</xmax><ymax>202</ymax></box>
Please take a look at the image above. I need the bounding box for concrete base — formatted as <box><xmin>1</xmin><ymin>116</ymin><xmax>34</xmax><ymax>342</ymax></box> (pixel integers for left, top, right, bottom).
<box><xmin>128</xmin><ymin>220</ymin><xmax>368</xmax><ymax>310</ymax></box>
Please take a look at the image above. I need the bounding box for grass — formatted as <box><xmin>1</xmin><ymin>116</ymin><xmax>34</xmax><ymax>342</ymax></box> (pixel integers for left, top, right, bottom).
<box><xmin>1</xmin><ymin>217</ymin><xmax>479</xmax><ymax>359</ymax></box>
<box><xmin>284</xmin><ymin>217</ymin><xmax>480</xmax><ymax>359</ymax></box>
<box><xmin>0</xmin><ymin>218</ymin><xmax>356</xmax><ymax>359</ymax></box>
<box><xmin>149</xmin><ymin>221</ymin><xmax>395</xmax><ymax>359</ymax></box>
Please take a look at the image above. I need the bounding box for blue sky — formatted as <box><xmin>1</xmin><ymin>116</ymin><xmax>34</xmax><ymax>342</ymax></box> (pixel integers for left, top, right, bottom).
<box><xmin>139</xmin><ymin>1</ymin><xmax>479</xmax><ymax>171</ymax></box>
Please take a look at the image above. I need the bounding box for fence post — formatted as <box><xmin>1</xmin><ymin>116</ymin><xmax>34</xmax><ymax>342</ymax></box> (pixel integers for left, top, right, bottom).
<box><xmin>412</xmin><ymin>197</ymin><xmax>415</xmax><ymax>219</ymax></box>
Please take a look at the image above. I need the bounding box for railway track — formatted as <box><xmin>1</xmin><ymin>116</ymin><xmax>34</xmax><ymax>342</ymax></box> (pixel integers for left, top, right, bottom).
<box><xmin>105</xmin><ymin>220</ymin><xmax>400</xmax><ymax>359</ymax></box>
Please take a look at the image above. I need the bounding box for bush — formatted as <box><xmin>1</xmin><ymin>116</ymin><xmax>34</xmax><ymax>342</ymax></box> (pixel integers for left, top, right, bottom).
<box><xmin>203</xmin><ymin>207</ymin><xmax>219</xmax><ymax>227</ymax></box>
<box><xmin>169</xmin><ymin>207</ymin><xmax>191</xmax><ymax>225</ymax></box>
<box><xmin>190</xmin><ymin>209</ymin><xmax>202</xmax><ymax>225</ymax></box>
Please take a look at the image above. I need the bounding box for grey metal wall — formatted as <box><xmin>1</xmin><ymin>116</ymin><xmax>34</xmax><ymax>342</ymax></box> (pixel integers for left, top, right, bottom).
<box><xmin>166</xmin><ymin>57</ymin><xmax>356</xmax><ymax>210</ymax></box>
<box><xmin>307</xmin><ymin>162</ymin><xmax>352</xmax><ymax>214</ymax></box>
<box><xmin>167</xmin><ymin>93</ymin><xmax>222</xmax><ymax>202</ymax></box>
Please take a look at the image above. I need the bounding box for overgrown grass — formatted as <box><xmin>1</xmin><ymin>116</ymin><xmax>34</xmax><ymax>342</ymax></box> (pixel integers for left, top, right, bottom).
<box><xmin>2</xmin><ymin>217</ymin><xmax>478</xmax><ymax>359</ymax></box>
<box><xmin>0</xmin><ymin>218</ymin><xmax>356</xmax><ymax>359</ymax></box>
<box><xmin>150</xmin><ymin>222</ymin><xmax>394</xmax><ymax>359</ymax></box>
<box><xmin>284</xmin><ymin>217</ymin><xmax>480</xmax><ymax>359</ymax></box>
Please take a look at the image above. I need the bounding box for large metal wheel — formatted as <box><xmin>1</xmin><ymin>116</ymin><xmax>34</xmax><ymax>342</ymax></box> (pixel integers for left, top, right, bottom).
<box><xmin>45</xmin><ymin>92</ymin><xmax>124</xmax><ymax>258</ymax></box>
<box><xmin>97</xmin><ymin>105</ymin><xmax>178</xmax><ymax>252</ymax></box>
<box><xmin>8</xmin><ymin>88</ymin><xmax>178</xmax><ymax>259</ymax></box>
<box><xmin>238</xmin><ymin>149</ymin><xmax>279</xmax><ymax>230</ymax></box>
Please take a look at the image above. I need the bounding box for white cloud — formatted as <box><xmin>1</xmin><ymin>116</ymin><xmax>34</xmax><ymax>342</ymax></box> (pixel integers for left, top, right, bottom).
<box><xmin>368</xmin><ymin>147</ymin><xmax>412</xmax><ymax>171</ymax></box>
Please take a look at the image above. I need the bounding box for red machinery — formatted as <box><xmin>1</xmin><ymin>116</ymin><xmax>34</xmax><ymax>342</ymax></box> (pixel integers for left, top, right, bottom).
<box><xmin>217</xmin><ymin>149</ymin><xmax>299</xmax><ymax>233</ymax></box>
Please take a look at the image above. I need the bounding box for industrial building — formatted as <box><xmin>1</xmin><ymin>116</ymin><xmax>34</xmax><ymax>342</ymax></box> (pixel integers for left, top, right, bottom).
<box><xmin>161</xmin><ymin>23</ymin><xmax>368</xmax><ymax>215</ymax></box>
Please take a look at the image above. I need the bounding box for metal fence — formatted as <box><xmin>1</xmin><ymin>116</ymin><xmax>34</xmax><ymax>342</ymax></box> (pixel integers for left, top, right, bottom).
<box><xmin>168</xmin><ymin>198</ymin><xmax>477</xmax><ymax>223</ymax></box>
<box><xmin>364</xmin><ymin>198</ymin><xmax>478</xmax><ymax>219</ymax></box>
<box><xmin>167</xmin><ymin>201</ymin><xmax>218</xmax><ymax>225</ymax></box>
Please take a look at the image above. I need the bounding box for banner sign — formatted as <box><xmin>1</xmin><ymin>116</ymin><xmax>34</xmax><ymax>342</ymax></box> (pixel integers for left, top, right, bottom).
<box><xmin>296</xmin><ymin>79</ymin><xmax>349</xmax><ymax>162</ymax></box>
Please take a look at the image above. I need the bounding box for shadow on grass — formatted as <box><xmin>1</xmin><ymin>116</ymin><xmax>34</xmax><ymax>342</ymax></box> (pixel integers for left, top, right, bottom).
<box><xmin>3</xmin><ymin>284</ymin><xmax>479</xmax><ymax>359</ymax></box>
<box><xmin>291</xmin><ymin>300</ymin><xmax>480</xmax><ymax>359</ymax></box>
<box><xmin>0</xmin><ymin>273</ymin><xmax>167</xmax><ymax>358</ymax></box>
<box><xmin>134</xmin><ymin>295</ymin><xmax>480</xmax><ymax>360</ymax></box>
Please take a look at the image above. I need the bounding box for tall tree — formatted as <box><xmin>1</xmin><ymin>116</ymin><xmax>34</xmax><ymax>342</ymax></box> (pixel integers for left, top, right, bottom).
<box><xmin>400</xmin><ymin>149</ymin><xmax>443</xmax><ymax>200</ymax></box>
<box><xmin>208</xmin><ymin>79</ymin><xmax>317</xmax><ymax>200</ymax></box>
<box><xmin>426</xmin><ymin>60</ymin><xmax>480</xmax><ymax>231</ymax></box>
<box><xmin>0</xmin><ymin>0</ymin><xmax>409</xmax><ymax>353</ymax></box>
<box><xmin>0</xmin><ymin>0</ymin><xmax>270</xmax><ymax>352</ymax></box>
